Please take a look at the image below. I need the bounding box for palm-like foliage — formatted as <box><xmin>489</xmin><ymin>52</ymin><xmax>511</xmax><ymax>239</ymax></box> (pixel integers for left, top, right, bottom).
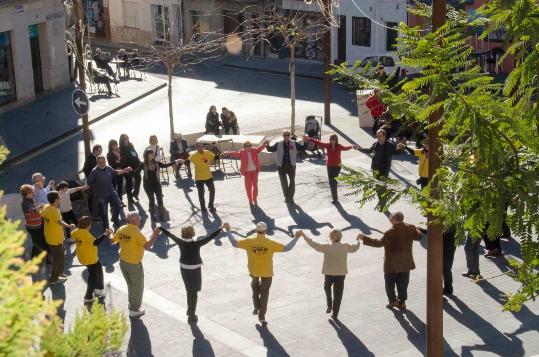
<box><xmin>330</xmin><ymin>2</ymin><xmax>538</xmax><ymax>311</ymax></box>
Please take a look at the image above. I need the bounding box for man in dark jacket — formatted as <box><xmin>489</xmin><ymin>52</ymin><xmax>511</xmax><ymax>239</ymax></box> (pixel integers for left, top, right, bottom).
<box><xmin>356</xmin><ymin>129</ymin><xmax>399</xmax><ymax>178</ymax></box>
<box><xmin>93</xmin><ymin>48</ymin><xmax>117</xmax><ymax>79</ymax></box>
<box><xmin>81</xmin><ymin>144</ymin><xmax>103</xmax><ymax>178</ymax></box>
<box><xmin>170</xmin><ymin>133</ymin><xmax>192</xmax><ymax>178</ymax></box>
<box><xmin>359</xmin><ymin>211</ymin><xmax>422</xmax><ymax>310</ymax></box>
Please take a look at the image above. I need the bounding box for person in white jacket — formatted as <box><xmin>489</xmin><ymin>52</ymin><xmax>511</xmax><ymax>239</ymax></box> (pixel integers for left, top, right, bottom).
<box><xmin>299</xmin><ymin>229</ymin><xmax>360</xmax><ymax>321</ymax></box>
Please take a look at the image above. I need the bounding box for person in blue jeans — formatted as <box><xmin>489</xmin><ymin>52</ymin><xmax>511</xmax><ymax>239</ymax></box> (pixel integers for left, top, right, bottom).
<box><xmin>87</xmin><ymin>155</ymin><xmax>132</xmax><ymax>230</ymax></box>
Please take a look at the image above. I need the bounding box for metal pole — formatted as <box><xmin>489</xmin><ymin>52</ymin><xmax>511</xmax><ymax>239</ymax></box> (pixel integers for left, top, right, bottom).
<box><xmin>323</xmin><ymin>0</ymin><xmax>331</xmax><ymax>125</ymax></box>
<box><xmin>426</xmin><ymin>0</ymin><xmax>445</xmax><ymax>356</ymax></box>
<box><xmin>74</xmin><ymin>0</ymin><xmax>91</xmax><ymax>157</ymax></box>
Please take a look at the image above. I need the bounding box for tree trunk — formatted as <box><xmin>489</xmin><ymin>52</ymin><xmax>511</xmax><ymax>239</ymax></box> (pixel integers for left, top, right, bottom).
<box><xmin>290</xmin><ymin>44</ymin><xmax>296</xmax><ymax>136</ymax></box>
<box><xmin>167</xmin><ymin>65</ymin><xmax>174</xmax><ymax>140</ymax></box>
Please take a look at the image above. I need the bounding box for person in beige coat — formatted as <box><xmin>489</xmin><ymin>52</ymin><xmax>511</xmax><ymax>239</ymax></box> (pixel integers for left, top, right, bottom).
<box><xmin>299</xmin><ymin>229</ymin><xmax>360</xmax><ymax>321</ymax></box>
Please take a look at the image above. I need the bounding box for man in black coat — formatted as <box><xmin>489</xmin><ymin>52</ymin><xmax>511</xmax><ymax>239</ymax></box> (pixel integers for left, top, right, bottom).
<box><xmin>356</xmin><ymin>129</ymin><xmax>399</xmax><ymax>178</ymax></box>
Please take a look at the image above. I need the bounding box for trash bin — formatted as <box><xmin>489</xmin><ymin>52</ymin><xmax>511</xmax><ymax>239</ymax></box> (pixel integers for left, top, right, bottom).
<box><xmin>356</xmin><ymin>89</ymin><xmax>374</xmax><ymax>128</ymax></box>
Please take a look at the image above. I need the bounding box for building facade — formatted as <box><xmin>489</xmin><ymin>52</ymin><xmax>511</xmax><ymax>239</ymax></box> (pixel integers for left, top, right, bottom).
<box><xmin>282</xmin><ymin>0</ymin><xmax>408</xmax><ymax>64</ymax></box>
<box><xmin>0</xmin><ymin>0</ymin><xmax>70</xmax><ymax>106</ymax></box>
<box><xmin>407</xmin><ymin>0</ymin><xmax>513</xmax><ymax>74</ymax></box>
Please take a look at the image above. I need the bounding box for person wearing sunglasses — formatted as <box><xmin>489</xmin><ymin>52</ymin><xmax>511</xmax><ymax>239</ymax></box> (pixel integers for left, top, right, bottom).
<box><xmin>265</xmin><ymin>130</ymin><xmax>306</xmax><ymax>204</ymax></box>
<box><xmin>303</xmin><ymin>134</ymin><xmax>359</xmax><ymax>204</ymax></box>
<box><xmin>222</xmin><ymin>140</ymin><xmax>266</xmax><ymax>205</ymax></box>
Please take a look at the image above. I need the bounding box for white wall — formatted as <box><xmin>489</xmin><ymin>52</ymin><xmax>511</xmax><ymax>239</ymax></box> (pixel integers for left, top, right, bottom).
<box><xmin>0</xmin><ymin>0</ymin><xmax>69</xmax><ymax>101</ymax></box>
<box><xmin>283</xmin><ymin>0</ymin><xmax>407</xmax><ymax>64</ymax></box>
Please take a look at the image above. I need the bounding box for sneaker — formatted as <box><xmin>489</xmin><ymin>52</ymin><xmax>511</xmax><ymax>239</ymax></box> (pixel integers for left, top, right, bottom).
<box><xmin>129</xmin><ymin>309</ymin><xmax>145</xmax><ymax>318</ymax></box>
<box><xmin>84</xmin><ymin>297</ymin><xmax>95</xmax><ymax>303</ymax></box>
<box><xmin>49</xmin><ymin>278</ymin><xmax>67</xmax><ymax>285</ymax></box>
<box><xmin>94</xmin><ymin>289</ymin><xmax>106</xmax><ymax>298</ymax></box>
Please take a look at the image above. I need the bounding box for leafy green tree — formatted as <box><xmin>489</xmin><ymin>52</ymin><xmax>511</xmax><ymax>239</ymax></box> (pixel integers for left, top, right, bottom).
<box><xmin>330</xmin><ymin>1</ymin><xmax>538</xmax><ymax>311</ymax></box>
<box><xmin>0</xmin><ymin>147</ymin><xmax>127</xmax><ymax>356</ymax></box>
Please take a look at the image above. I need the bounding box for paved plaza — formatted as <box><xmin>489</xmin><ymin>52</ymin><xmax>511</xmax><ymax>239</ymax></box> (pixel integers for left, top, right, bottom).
<box><xmin>1</xmin><ymin>59</ymin><xmax>538</xmax><ymax>356</ymax></box>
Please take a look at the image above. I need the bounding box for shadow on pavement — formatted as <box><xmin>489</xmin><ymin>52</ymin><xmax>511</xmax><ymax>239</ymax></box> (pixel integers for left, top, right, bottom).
<box><xmin>48</xmin><ymin>283</ymin><xmax>66</xmax><ymax>321</ymax></box>
<box><xmin>255</xmin><ymin>324</ymin><xmax>290</xmax><ymax>357</ymax></box>
<box><xmin>328</xmin><ymin>319</ymin><xmax>374</xmax><ymax>357</ymax></box>
<box><xmin>127</xmin><ymin>318</ymin><xmax>153</xmax><ymax>357</ymax></box>
<box><xmin>444</xmin><ymin>295</ymin><xmax>524</xmax><ymax>357</ymax></box>
<box><xmin>190</xmin><ymin>324</ymin><xmax>215</xmax><ymax>357</ymax></box>
<box><xmin>287</xmin><ymin>203</ymin><xmax>333</xmax><ymax>236</ymax></box>
<box><xmin>334</xmin><ymin>201</ymin><xmax>380</xmax><ymax>236</ymax></box>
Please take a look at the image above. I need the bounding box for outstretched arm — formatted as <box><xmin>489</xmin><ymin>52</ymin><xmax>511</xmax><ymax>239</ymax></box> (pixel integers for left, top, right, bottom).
<box><xmin>196</xmin><ymin>227</ymin><xmax>224</xmax><ymax>247</ymax></box>
<box><xmin>265</xmin><ymin>141</ymin><xmax>278</xmax><ymax>152</ymax></box>
<box><xmin>301</xmin><ymin>231</ymin><xmax>326</xmax><ymax>253</ymax></box>
<box><xmin>358</xmin><ymin>233</ymin><xmax>385</xmax><ymax>247</ymax></box>
<box><xmin>160</xmin><ymin>227</ymin><xmax>183</xmax><ymax>245</ymax></box>
<box><xmin>283</xmin><ymin>235</ymin><xmax>299</xmax><ymax>252</ymax></box>
<box><xmin>226</xmin><ymin>231</ymin><xmax>238</xmax><ymax>247</ymax></box>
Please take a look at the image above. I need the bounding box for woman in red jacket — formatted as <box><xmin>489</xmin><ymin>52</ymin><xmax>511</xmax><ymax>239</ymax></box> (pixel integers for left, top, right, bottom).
<box><xmin>222</xmin><ymin>141</ymin><xmax>266</xmax><ymax>205</ymax></box>
<box><xmin>365</xmin><ymin>89</ymin><xmax>386</xmax><ymax>134</ymax></box>
<box><xmin>304</xmin><ymin>134</ymin><xmax>357</xmax><ymax>204</ymax></box>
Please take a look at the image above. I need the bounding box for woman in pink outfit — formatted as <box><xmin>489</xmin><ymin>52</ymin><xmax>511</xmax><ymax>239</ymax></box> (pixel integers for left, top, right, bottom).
<box><xmin>223</xmin><ymin>141</ymin><xmax>266</xmax><ymax>205</ymax></box>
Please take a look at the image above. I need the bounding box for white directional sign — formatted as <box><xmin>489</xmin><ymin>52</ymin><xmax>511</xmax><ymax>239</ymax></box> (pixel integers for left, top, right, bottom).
<box><xmin>72</xmin><ymin>89</ymin><xmax>89</xmax><ymax>116</ymax></box>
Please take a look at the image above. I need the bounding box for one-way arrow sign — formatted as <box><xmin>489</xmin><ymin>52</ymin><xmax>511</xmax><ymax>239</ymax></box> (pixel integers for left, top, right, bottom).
<box><xmin>72</xmin><ymin>89</ymin><xmax>90</xmax><ymax>116</ymax></box>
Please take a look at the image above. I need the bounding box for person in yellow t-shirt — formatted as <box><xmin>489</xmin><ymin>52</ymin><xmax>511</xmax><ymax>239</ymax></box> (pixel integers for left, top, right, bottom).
<box><xmin>110</xmin><ymin>211</ymin><xmax>160</xmax><ymax>318</ymax></box>
<box><xmin>404</xmin><ymin>142</ymin><xmax>429</xmax><ymax>189</ymax></box>
<box><xmin>183</xmin><ymin>142</ymin><xmax>216</xmax><ymax>212</ymax></box>
<box><xmin>226</xmin><ymin>222</ymin><xmax>299</xmax><ymax>324</ymax></box>
<box><xmin>41</xmin><ymin>191</ymin><xmax>76</xmax><ymax>284</ymax></box>
<box><xmin>72</xmin><ymin>216</ymin><xmax>112</xmax><ymax>303</ymax></box>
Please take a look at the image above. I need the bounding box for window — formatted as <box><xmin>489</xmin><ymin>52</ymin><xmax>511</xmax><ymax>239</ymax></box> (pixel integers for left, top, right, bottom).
<box><xmin>352</xmin><ymin>17</ymin><xmax>371</xmax><ymax>47</ymax></box>
<box><xmin>123</xmin><ymin>1</ymin><xmax>138</xmax><ymax>28</ymax></box>
<box><xmin>386</xmin><ymin>22</ymin><xmax>398</xmax><ymax>51</ymax></box>
<box><xmin>151</xmin><ymin>4</ymin><xmax>170</xmax><ymax>45</ymax></box>
<box><xmin>0</xmin><ymin>31</ymin><xmax>16</xmax><ymax>106</ymax></box>
<box><xmin>192</xmin><ymin>11</ymin><xmax>210</xmax><ymax>35</ymax></box>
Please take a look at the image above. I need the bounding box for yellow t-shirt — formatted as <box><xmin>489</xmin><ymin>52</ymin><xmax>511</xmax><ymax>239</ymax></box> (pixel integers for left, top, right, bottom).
<box><xmin>237</xmin><ymin>235</ymin><xmax>285</xmax><ymax>277</ymax></box>
<box><xmin>414</xmin><ymin>149</ymin><xmax>429</xmax><ymax>178</ymax></box>
<box><xmin>112</xmin><ymin>224</ymin><xmax>147</xmax><ymax>264</ymax></box>
<box><xmin>72</xmin><ymin>228</ymin><xmax>98</xmax><ymax>265</ymax></box>
<box><xmin>189</xmin><ymin>150</ymin><xmax>215</xmax><ymax>181</ymax></box>
<box><xmin>41</xmin><ymin>204</ymin><xmax>64</xmax><ymax>245</ymax></box>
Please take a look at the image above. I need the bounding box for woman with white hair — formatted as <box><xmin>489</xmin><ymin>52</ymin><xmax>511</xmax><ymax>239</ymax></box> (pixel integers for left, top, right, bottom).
<box><xmin>298</xmin><ymin>229</ymin><xmax>360</xmax><ymax>321</ymax></box>
<box><xmin>169</xmin><ymin>133</ymin><xmax>191</xmax><ymax>178</ymax></box>
<box><xmin>159</xmin><ymin>223</ymin><xmax>229</xmax><ymax>323</ymax></box>
<box><xmin>222</xmin><ymin>140</ymin><xmax>266</xmax><ymax>205</ymax></box>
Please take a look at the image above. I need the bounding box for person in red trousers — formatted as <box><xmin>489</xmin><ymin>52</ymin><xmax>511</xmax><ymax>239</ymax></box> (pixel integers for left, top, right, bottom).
<box><xmin>222</xmin><ymin>140</ymin><xmax>265</xmax><ymax>205</ymax></box>
<box><xmin>303</xmin><ymin>134</ymin><xmax>358</xmax><ymax>204</ymax></box>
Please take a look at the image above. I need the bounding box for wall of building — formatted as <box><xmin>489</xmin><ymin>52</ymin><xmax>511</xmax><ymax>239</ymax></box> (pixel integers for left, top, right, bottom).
<box><xmin>282</xmin><ymin>0</ymin><xmax>407</xmax><ymax>64</ymax></box>
<box><xmin>0</xmin><ymin>0</ymin><xmax>69</xmax><ymax>103</ymax></box>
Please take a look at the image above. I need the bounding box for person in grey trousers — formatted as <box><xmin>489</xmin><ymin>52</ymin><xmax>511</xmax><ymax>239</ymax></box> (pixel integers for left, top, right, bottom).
<box><xmin>462</xmin><ymin>234</ymin><xmax>481</xmax><ymax>279</ymax></box>
<box><xmin>265</xmin><ymin>129</ymin><xmax>306</xmax><ymax>204</ymax></box>
<box><xmin>299</xmin><ymin>229</ymin><xmax>360</xmax><ymax>321</ymax></box>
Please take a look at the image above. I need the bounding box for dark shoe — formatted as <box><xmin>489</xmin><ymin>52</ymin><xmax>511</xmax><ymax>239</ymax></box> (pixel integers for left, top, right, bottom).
<box><xmin>326</xmin><ymin>306</ymin><xmax>332</xmax><ymax>313</ymax></box>
<box><xmin>201</xmin><ymin>207</ymin><xmax>208</xmax><ymax>212</ymax></box>
<box><xmin>461</xmin><ymin>272</ymin><xmax>476</xmax><ymax>278</ymax></box>
<box><xmin>133</xmin><ymin>195</ymin><xmax>139</xmax><ymax>201</ymax></box>
<box><xmin>385</xmin><ymin>301</ymin><xmax>399</xmax><ymax>309</ymax></box>
<box><xmin>258</xmin><ymin>318</ymin><xmax>267</xmax><ymax>325</ymax></box>
<box><xmin>331</xmin><ymin>314</ymin><xmax>339</xmax><ymax>322</ymax></box>
<box><xmin>209</xmin><ymin>206</ymin><xmax>216</xmax><ymax>212</ymax></box>
<box><xmin>120</xmin><ymin>202</ymin><xmax>127</xmax><ymax>208</ymax></box>
<box><xmin>188</xmin><ymin>315</ymin><xmax>198</xmax><ymax>324</ymax></box>
<box><xmin>397</xmin><ymin>302</ymin><xmax>407</xmax><ymax>310</ymax></box>
<box><xmin>443</xmin><ymin>288</ymin><xmax>453</xmax><ymax>296</ymax></box>
<box><xmin>331</xmin><ymin>200</ymin><xmax>338</xmax><ymax>205</ymax></box>
<box><xmin>252</xmin><ymin>308</ymin><xmax>259</xmax><ymax>315</ymax></box>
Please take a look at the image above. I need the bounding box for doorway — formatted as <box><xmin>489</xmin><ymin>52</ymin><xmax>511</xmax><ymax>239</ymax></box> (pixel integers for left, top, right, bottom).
<box><xmin>29</xmin><ymin>24</ymin><xmax>43</xmax><ymax>94</ymax></box>
<box><xmin>337</xmin><ymin>16</ymin><xmax>346</xmax><ymax>63</ymax></box>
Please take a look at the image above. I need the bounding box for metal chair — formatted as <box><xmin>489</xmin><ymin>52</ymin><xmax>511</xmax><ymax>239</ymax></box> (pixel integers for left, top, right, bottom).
<box><xmin>216</xmin><ymin>139</ymin><xmax>239</xmax><ymax>177</ymax></box>
<box><xmin>158</xmin><ymin>147</ymin><xmax>170</xmax><ymax>185</ymax></box>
